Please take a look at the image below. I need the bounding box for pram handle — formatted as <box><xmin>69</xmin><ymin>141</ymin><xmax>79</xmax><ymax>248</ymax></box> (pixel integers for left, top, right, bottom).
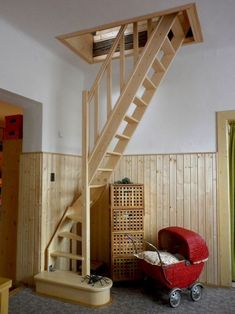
<box><xmin>125</xmin><ymin>234</ymin><xmax>172</xmax><ymax>286</ymax></box>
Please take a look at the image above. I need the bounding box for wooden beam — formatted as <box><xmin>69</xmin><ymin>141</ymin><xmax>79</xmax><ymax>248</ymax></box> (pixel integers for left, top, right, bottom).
<box><xmin>57</xmin><ymin>3</ymin><xmax>197</xmax><ymax>38</ymax></box>
<box><xmin>106</xmin><ymin>63</ymin><xmax>112</xmax><ymax>118</ymax></box>
<box><xmin>147</xmin><ymin>18</ymin><xmax>152</xmax><ymax>38</ymax></box>
<box><xmin>120</xmin><ymin>33</ymin><xmax>125</xmax><ymax>92</ymax></box>
<box><xmin>133</xmin><ymin>22</ymin><xmax>139</xmax><ymax>65</ymax></box>
<box><xmin>94</xmin><ymin>87</ymin><xmax>99</xmax><ymax>142</ymax></box>
<box><xmin>82</xmin><ymin>91</ymin><xmax>90</xmax><ymax>276</ymax></box>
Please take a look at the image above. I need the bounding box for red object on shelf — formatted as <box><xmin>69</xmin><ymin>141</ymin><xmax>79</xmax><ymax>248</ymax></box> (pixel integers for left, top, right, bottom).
<box><xmin>5</xmin><ymin>114</ymin><xmax>23</xmax><ymax>129</ymax></box>
<box><xmin>4</xmin><ymin>128</ymin><xmax>23</xmax><ymax>140</ymax></box>
<box><xmin>4</xmin><ymin>115</ymin><xmax>23</xmax><ymax>140</ymax></box>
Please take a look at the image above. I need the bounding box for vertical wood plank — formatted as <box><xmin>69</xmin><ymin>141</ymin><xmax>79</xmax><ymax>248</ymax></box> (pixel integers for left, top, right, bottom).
<box><xmin>169</xmin><ymin>155</ymin><xmax>177</xmax><ymax>226</ymax></box>
<box><xmin>147</xmin><ymin>18</ymin><xmax>153</xmax><ymax>38</ymax></box>
<box><xmin>156</xmin><ymin>155</ymin><xmax>163</xmax><ymax>230</ymax></box>
<box><xmin>176</xmin><ymin>155</ymin><xmax>184</xmax><ymax>227</ymax></box>
<box><xmin>162</xmin><ymin>155</ymin><xmax>170</xmax><ymax>228</ymax></box>
<box><xmin>107</xmin><ymin>63</ymin><xmax>112</xmax><ymax>118</ymax></box>
<box><xmin>133</xmin><ymin>22</ymin><xmax>139</xmax><ymax>65</ymax></box>
<box><xmin>94</xmin><ymin>87</ymin><xmax>99</xmax><ymax>142</ymax></box>
<box><xmin>190</xmin><ymin>154</ymin><xmax>198</xmax><ymax>232</ymax></box>
<box><xmin>120</xmin><ymin>32</ymin><xmax>125</xmax><ymax>92</ymax></box>
<box><xmin>82</xmin><ymin>90</ymin><xmax>90</xmax><ymax>276</ymax></box>
<box><xmin>205</xmin><ymin>153</ymin><xmax>213</xmax><ymax>284</ymax></box>
<box><xmin>183</xmin><ymin>154</ymin><xmax>191</xmax><ymax>229</ymax></box>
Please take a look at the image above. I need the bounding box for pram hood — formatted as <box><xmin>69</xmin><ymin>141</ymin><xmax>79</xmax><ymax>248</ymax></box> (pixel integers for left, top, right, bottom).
<box><xmin>158</xmin><ymin>227</ymin><xmax>209</xmax><ymax>264</ymax></box>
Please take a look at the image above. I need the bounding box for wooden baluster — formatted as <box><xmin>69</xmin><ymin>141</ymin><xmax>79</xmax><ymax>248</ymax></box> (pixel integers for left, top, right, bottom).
<box><xmin>147</xmin><ymin>18</ymin><xmax>152</xmax><ymax>38</ymax></box>
<box><xmin>133</xmin><ymin>22</ymin><xmax>138</xmax><ymax>65</ymax></box>
<box><xmin>88</xmin><ymin>25</ymin><xmax>127</xmax><ymax>103</ymax></box>
<box><xmin>120</xmin><ymin>32</ymin><xmax>125</xmax><ymax>92</ymax></box>
<box><xmin>107</xmin><ymin>63</ymin><xmax>112</xmax><ymax>118</ymax></box>
<box><xmin>94</xmin><ymin>86</ymin><xmax>99</xmax><ymax>142</ymax></box>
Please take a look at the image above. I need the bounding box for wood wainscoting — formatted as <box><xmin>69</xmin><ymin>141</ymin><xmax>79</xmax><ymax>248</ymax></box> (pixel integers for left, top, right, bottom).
<box><xmin>92</xmin><ymin>153</ymin><xmax>218</xmax><ymax>286</ymax></box>
<box><xmin>16</xmin><ymin>153</ymin><xmax>82</xmax><ymax>284</ymax></box>
<box><xmin>17</xmin><ymin>152</ymin><xmax>218</xmax><ymax>286</ymax></box>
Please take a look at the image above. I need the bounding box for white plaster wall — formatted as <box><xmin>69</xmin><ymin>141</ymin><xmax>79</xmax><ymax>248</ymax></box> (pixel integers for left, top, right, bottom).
<box><xmin>1</xmin><ymin>0</ymin><xmax>235</xmax><ymax>154</ymax></box>
<box><xmin>0</xmin><ymin>18</ymin><xmax>84</xmax><ymax>154</ymax></box>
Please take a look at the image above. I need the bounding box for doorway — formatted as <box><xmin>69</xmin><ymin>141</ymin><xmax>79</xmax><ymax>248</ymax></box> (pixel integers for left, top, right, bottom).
<box><xmin>0</xmin><ymin>101</ymin><xmax>23</xmax><ymax>282</ymax></box>
<box><xmin>0</xmin><ymin>88</ymin><xmax>43</xmax><ymax>284</ymax></box>
<box><xmin>217</xmin><ymin>110</ymin><xmax>235</xmax><ymax>287</ymax></box>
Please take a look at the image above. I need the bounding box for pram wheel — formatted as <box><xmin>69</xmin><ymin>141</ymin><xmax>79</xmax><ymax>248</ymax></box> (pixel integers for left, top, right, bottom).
<box><xmin>190</xmin><ymin>283</ymin><xmax>202</xmax><ymax>301</ymax></box>
<box><xmin>169</xmin><ymin>288</ymin><xmax>181</xmax><ymax>308</ymax></box>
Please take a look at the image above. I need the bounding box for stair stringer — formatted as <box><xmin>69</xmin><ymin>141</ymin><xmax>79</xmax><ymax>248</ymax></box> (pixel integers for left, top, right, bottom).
<box><xmin>45</xmin><ymin>185</ymin><xmax>106</xmax><ymax>272</ymax></box>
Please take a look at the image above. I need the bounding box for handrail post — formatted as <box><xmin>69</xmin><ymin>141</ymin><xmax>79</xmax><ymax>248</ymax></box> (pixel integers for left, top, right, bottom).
<box><xmin>82</xmin><ymin>90</ymin><xmax>90</xmax><ymax>276</ymax></box>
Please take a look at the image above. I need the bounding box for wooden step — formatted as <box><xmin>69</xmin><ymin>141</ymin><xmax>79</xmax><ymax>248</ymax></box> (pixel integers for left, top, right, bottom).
<box><xmin>161</xmin><ymin>37</ymin><xmax>175</xmax><ymax>54</ymax></box>
<box><xmin>133</xmin><ymin>96</ymin><xmax>148</xmax><ymax>107</ymax></box>
<box><xmin>50</xmin><ymin>251</ymin><xmax>84</xmax><ymax>261</ymax></box>
<box><xmin>106</xmin><ymin>151</ymin><xmax>122</xmax><ymax>156</ymax></box>
<box><xmin>58</xmin><ymin>232</ymin><xmax>82</xmax><ymax>241</ymax></box>
<box><xmin>152</xmin><ymin>58</ymin><xmax>166</xmax><ymax>72</ymax></box>
<box><xmin>34</xmin><ymin>270</ymin><xmax>112</xmax><ymax>306</ymax></box>
<box><xmin>124</xmin><ymin>115</ymin><xmax>139</xmax><ymax>124</ymax></box>
<box><xmin>90</xmin><ymin>184</ymin><xmax>107</xmax><ymax>189</ymax></box>
<box><xmin>143</xmin><ymin>77</ymin><xmax>157</xmax><ymax>90</ymax></box>
<box><xmin>97</xmin><ymin>168</ymin><xmax>113</xmax><ymax>172</ymax></box>
<box><xmin>66</xmin><ymin>213</ymin><xmax>82</xmax><ymax>222</ymax></box>
<box><xmin>115</xmin><ymin>133</ymin><xmax>130</xmax><ymax>140</ymax></box>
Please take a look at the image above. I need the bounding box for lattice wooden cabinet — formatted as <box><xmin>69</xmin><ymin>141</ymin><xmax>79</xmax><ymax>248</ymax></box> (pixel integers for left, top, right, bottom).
<box><xmin>110</xmin><ymin>184</ymin><xmax>144</xmax><ymax>281</ymax></box>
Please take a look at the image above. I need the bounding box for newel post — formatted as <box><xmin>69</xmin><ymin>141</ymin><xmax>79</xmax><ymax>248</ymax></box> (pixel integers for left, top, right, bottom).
<box><xmin>82</xmin><ymin>90</ymin><xmax>90</xmax><ymax>276</ymax></box>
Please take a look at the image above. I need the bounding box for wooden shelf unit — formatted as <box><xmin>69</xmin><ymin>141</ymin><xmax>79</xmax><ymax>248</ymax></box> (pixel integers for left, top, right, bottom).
<box><xmin>110</xmin><ymin>184</ymin><xmax>144</xmax><ymax>281</ymax></box>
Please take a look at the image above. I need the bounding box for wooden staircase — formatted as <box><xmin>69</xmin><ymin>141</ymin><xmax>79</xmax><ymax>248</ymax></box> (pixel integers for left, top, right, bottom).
<box><xmin>35</xmin><ymin>4</ymin><xmax>202</xmax><ymax>306</ymax></box>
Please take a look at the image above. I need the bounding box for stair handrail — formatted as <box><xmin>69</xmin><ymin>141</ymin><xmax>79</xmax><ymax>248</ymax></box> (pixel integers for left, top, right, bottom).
<box><xmin>88</xmin><ymin>24</ymin><xmax>127</xmax><ymax>104</ymax></box>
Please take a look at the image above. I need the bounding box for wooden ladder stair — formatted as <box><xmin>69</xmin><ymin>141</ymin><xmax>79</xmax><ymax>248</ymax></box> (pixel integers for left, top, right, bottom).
<box><xmin>46</xmin><ymin>12</ymin><xmax>187</xmax><ymax>276</ymax></box>
<box><xmin>35</xmin><ymin>7</ymin><xmax>195</xmax><ymax>306</ymax></box>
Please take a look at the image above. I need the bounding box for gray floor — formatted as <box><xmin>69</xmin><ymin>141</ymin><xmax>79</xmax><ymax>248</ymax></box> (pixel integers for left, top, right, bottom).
<box><xmin>9</xmin><ymin>283</ymin><xmax>235</xmax><ymax>314</ymax></box>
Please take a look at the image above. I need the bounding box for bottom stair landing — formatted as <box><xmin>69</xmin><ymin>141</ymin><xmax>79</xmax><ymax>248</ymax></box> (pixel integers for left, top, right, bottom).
<box><xmin>34</xmin><ymin>271</ymin><xmax>113</xmax><ymax>306</ymax></box>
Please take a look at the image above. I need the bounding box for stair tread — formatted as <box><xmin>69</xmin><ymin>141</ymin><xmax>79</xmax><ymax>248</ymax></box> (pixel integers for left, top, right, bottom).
<box><xmin>97</xmin><ymin>168</ymin><xmax>113</xmax><ymax>172</ymax></box>
<box><xmin>143</xmin><ymin>77</ymin><xmax>157</xmax><ymax>90</ymax></box>
<box><xmin>161</xmin><ymin>37</ymin><xmax>175</xmax><ymax>55</ymax></box>
<box><xmin>115</xmin><ymin>133</ymin><xmax>130</xmax><ymax>140</ymax></box>
<box><xmin>152</xmin><ymin>58</ymin><xmax>166</xmax><ymax>73</ymax></box>
<box><xmin>58</xmin><ymin>232</ymin><xmax>82</xmax><ymax>241</ymax></box>
<box><xmin>133</xmin><ymin>97</ymin><xmax>148</xmax><ymax>107</ymax></box>
<box><xmin>107</xmin><ymin>151</ymin><xmax>122</xmax><ymax>156</ymax></box>
<box><xmin>90</xmin><ymin>184</ymin><xmax>107</xmax><ymax>189</ymax></box>
<box><xmin>51</xmin><ymin>251</ymin><xmax>84</xmax><ymax>261</ymax></box>
<box><xmin>66</xmin><ymin>213</ymin><xmax>82</xmax><ymax>222</ymax></box>
<box><xmin>124</xmin><ymin>115</ymin><xmax>139</xmax><ymax>124</ymax></box>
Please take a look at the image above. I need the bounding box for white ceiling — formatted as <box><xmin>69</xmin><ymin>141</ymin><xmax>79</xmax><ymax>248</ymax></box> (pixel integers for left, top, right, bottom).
<box><xmin>0</xmin><ymin>0</ymin><xmax>235</xmax><ymax>66</ymax></box>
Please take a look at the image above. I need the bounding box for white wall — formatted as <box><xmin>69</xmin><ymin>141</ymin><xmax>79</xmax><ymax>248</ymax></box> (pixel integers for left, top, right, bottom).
<box><xmin>0</xmin><ymin>18</ymin><xmax>84</xmax><ymax>154</ymax></box>
<box><xmin>1</xmin><ymin>0</ymin><xmax>235</xmax><ymax>154</ymax></box>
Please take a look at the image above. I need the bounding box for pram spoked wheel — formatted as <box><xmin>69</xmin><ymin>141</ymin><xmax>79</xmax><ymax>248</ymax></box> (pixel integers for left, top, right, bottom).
<box><xmin>190</xmin><ymin>283</ymin><xmax>202</xmax><ymax>301</ymax></box>
<box><xmin>168</xmin><ymin>288</ymin><xmax>181</xmax><ymax>308</ymax></box>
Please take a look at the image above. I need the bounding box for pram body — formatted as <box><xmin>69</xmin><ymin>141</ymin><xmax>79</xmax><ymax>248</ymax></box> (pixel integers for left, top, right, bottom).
<box><xmin>136</xmin><ymin>226</ymin><xmax>209</xmax><ymax>307</ymax></box>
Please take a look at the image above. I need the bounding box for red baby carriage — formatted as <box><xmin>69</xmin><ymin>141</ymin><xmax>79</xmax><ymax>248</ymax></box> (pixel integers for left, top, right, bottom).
<box><xmin>130</xmin><ymin>226</ymin><xmax>209</xmax><ymax>307</ymax></box>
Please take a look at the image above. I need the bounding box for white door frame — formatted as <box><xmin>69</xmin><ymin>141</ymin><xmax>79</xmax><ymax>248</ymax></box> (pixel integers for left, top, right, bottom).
<box><xmin>217</xmin><ymin>110</ymin><xmax>235</xmax><ymax>286</ymax></box>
